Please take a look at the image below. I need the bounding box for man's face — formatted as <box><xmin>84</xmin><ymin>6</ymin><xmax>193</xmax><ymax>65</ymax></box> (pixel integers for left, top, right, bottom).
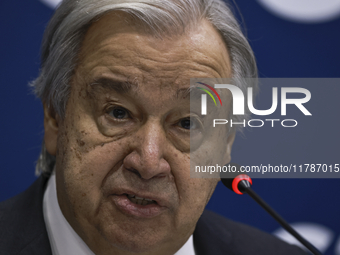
<box><xmin>44</xmin><ymin>12</ymin><xmax>234</xmax><ymax>255</ymax></box>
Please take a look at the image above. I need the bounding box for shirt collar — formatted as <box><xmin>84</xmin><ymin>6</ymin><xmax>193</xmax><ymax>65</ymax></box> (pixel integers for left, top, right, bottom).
<box><xmin>43</xmin><ymin>172</ymin><xmax>195</xmax><ymax>255</ymax></box>
<box><xmin>43</xmin><ymin>171</ymin><xmax>95</xmax><ymax>255</ymax></box>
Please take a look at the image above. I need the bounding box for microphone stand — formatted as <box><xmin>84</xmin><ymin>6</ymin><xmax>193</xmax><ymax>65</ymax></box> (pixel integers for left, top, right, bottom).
<box><xmin>237</xmin><ymin>180</ymin><xmax>322</xmax><ymax>255</ymax></box>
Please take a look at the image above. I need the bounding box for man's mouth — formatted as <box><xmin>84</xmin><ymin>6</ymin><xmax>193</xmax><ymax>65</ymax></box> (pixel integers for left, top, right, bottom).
<box><xmin>125</xmin><ymin>194</ymin><xmax>157</xmax><ymax>206</ymax></box>
<box><xmin>111</xmin><ymin>193</ymin><xmax>166</xmax><ymax>218</ymax></box>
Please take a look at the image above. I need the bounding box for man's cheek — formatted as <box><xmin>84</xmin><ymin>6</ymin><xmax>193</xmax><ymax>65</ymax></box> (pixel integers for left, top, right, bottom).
<box><xmin>63</xmin><ymin>141</ymin><xmax>131</xmax><ymax>199</ymax></box>
<box><xmin>180</xmin><ymin>179</ymin><xmax>210</xmax><ymax>209</ymax></box>
<box><xmin>61</xmin><ymin>169</ymin><xmax>104</xmax><ymax>219</ymax></box>
<box><xmin>63</xmin><ymin>147</ymin><xmax>116</xmax><ymax>191</ymax></box>
<box><xmin>172</xmin><ymin>180</ymin><xmax>212</xmax><ymax>232</ymax></box>
<box><xmin>62</xmin><ymin>126</ymin><xmax>127</xmax><ymax>170</ymax></box>
<box><xmin>189</xmin><ymin>179</ymin><xmax>217</xmax><ymax>208</ymax></box>
<box><xmin>56</xmin><ymin>144</ymin><xmax>114</xmax><ymax>214</ymax></box>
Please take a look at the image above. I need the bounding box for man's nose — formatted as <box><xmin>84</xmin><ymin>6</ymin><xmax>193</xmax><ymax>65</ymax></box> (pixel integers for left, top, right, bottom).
<box><xmin>123</xmin><ymin>120</ymin><xmax>171</xmax><ymax>180</ymax></box>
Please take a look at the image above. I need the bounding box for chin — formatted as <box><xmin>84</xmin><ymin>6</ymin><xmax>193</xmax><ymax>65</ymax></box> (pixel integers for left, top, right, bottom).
<box><xmin>109</xmin><ymin>237</ymin><xmax>164</xmax><ymax>254</ymax></box>
<box><xmin>102</xmin><ymin>225</ymin><xmax>170</xmax><ymax>253</ymax></box>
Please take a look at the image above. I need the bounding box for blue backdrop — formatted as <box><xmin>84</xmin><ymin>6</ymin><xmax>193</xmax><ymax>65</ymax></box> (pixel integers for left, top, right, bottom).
<box><xmin>1</xmin><ymin>0</ymin><xmax>339</xmax><ymax>253</ymax></box>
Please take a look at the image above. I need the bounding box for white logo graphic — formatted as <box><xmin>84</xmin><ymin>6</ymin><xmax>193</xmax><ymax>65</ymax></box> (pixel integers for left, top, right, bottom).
<box><xmin>40</xmin><ymin>0</ymin><xmax>62</xmax><ymax>9</ymax></box>
<box><xmin>273</xmin><ymin>222</ymin><xmax>334</xmax><ymax>253</ymax></box>
<box><xmin>207</xmin><ymin>85</ymin><xmax>311</xmax><ymax>129</ymax></box>
<box><xmin>257</xmin><ymin>0</ymin><xmax>340</xmax><ymax>23</ymax></box>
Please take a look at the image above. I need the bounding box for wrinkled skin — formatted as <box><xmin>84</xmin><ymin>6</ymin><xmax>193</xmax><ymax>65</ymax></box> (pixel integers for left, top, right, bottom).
<box><xmin>44</xmin><ymin>12</ymin><xmax>235</xmax><ymax>255</ymax></box>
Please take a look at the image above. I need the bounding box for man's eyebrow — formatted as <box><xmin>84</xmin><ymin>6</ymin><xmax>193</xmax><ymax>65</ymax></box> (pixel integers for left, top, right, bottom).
<box><xmin>176</xmin><ymin>83</ymin><xmax>211</xmax><ymax>99</ymax></box>
<box><xmin>176</xmin><ymin>86</ymin><xmax>195</xmax><ymax>99</ymax></box>
<box><xmin>89</xmin><ymin>78</ymin><xmax>210</xmax><ymax>98</ymax></box>
<box><xmin>89</xmin><ymin>77</ymin><xmax>137</xmax><ymax>94</ymax></box>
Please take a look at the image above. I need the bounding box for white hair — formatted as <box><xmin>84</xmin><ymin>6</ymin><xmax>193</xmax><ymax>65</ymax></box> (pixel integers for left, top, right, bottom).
<box><xmin>31</xmin><ymin>0</ymin><xmax>258</xmax><ymax>176</ymax></box>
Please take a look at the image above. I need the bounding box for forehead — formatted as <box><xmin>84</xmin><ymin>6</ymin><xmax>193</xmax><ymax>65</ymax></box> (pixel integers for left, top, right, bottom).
<box><xmin>75</xmin><ymin>11</ymin><xmax>232</xmax><ymax>93</ymax></box>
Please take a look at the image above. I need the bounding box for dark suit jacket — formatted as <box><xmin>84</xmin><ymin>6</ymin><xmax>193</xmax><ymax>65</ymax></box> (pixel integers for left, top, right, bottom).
<box><xmin>0</xmin><ymin>176</ymin><xmax>307</xmax><ymax>255</ymax></box>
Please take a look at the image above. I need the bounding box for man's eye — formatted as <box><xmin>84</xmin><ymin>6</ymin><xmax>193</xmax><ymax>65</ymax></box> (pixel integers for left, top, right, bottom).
<box><xmin>108</xmin><ymin>107</ymin><xmax>129</xmax><ymax>119</ymax></box>
<box><xmin>179</xmin><ymin>118</ymin><xmax>197</xmax><ymax>130</ymax></box>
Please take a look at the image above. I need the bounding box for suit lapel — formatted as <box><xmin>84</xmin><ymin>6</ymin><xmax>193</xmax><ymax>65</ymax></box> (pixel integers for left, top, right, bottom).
<box><xmin>1</xmin><ymin>175</ymin><xmax>53</xmax><ymax>255</ymax></box>
<box><xmin>193</xmin><ymin>210</ymin><xmax>233</xmax><ymax>255</ymax></box>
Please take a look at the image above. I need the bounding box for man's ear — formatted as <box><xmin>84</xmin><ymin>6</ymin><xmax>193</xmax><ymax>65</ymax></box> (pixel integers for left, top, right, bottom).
<box><xmin>224</xmin><ymin>131</ymin><xmax>236</xmax><ymax>164</ymax></box>
<box><xmin>44</xmin><ymin>104</ymin><xmax>59</xmax><ymax>156</ymax></box>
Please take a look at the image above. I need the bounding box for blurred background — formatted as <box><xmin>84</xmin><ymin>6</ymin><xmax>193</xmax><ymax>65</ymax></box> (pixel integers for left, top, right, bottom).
<box><xmin>0</xmin><ymin>0</ymin><xmax>339</xmax><ymax>253</ymax></box>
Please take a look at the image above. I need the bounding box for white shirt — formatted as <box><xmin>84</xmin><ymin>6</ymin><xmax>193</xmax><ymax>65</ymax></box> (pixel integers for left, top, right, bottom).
<box><xmin>43</xmin><ymin>172</ymin><xmax>196</xmax><ymax>255</ymax></box>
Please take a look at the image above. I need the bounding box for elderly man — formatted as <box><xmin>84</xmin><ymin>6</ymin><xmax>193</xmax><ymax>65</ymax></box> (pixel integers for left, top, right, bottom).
<box><xmin>0</xmin><ymin>0</ymin><xmax>307</xmax><ymax>254</ymax></box>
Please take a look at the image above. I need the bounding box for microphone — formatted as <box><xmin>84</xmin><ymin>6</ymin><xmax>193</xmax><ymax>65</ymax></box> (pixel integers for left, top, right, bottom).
<box><xmin>220</xmin><ymin>163</ymin><xmax>322</xmax><ymax>255</ymax></box>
